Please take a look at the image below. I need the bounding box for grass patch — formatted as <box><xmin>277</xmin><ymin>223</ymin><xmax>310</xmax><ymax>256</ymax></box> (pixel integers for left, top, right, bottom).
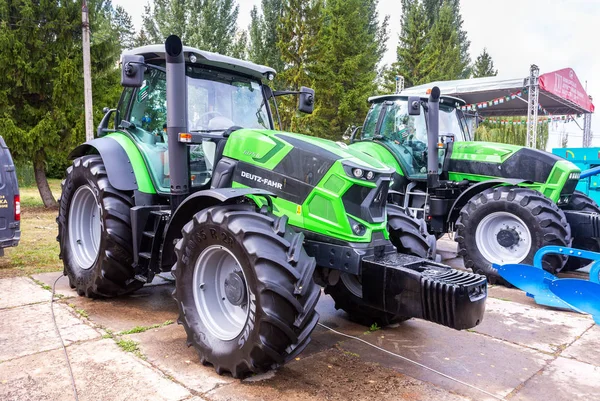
<box><xmin>116</xmin><ymin>339</ymin><xmax>145</xmax><ymax>359</ymax></box>
<box><xmin>118</xmin><ymin>320</ymin><xmax>174</xmax><ymax>335</ymax></box>
<box><xmin>0</xmin><ymin>179</ymin><xmax>62</xmax><ymax>279</ymax></box>
<box><xmin>31</xmin><ymin>278</ymin><xmax>52</xmax><ymax>292</ymax></box>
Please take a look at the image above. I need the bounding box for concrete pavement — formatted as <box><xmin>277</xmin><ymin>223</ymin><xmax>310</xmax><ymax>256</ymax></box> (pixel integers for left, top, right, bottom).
<box><xmin>0</xmin><ymin>257</ymin><xmax>597</xmax><ymax>401</ymax></box>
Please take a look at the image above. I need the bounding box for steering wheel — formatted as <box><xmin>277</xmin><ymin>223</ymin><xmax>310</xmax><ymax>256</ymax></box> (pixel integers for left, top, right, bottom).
<box><xmin>193</xmin><ymin>111</ymin><xmax>224</xmax><ymax>129</ymax></box>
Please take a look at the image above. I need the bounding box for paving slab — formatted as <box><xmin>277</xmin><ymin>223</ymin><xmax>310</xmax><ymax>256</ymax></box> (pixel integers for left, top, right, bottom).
<box><xmin>473</xmin><ymin>298</ymin><xmax>593</xmax><ymax>354</ymax></box>
<box><xmin>561</xmin><ymin>324</ymin><xmax>600</xmax><ymax>366</ymax></box>
<box><xmin>0</xmin><ymin>302</ymin><xmax>99</xmax><ymax>362</ymax></box>
<box><xmin>65</xmin><ymin>283</ymin><xmax>178</xmax><ymax>333</ymax></box>
<box><xmin>487</xmin><ymin>285</ymin><xmax>538</xmax><ymax>306</ymax></box>
<box><xmin>0</xmin><ymin>338</ymin><xmax>190</xmax><ymax>401</ymax></box>
<box><xmin>328</xmin><ymin>316</ymin><xmax>551</xmax><ymax>400</ymax></box>
<box><xmin>127</xmin><ymin>323</ymin><xmax>234</xmax><ymax>394</ymax></box>
<box><xmin>31</xmin><ymin>272</ymin><xmax>77</xmax><ymax>299</ymax></box>
<box><xmin>206</xmin><ymin>348</ymin><xmax>469</xmax><ymax>401</ymax></box>
<box><xmin>0</xmin><ymin>277</ymin><xmax>51</xmax><ymax>309</ymax></box>
<box><xmin>512</xmin><ymin>356</ymin><xmax>600</xmax><ymax>401</ymax></box>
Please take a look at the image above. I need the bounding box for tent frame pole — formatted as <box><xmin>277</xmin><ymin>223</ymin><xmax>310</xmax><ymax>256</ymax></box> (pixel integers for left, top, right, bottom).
<box><xmin>526</xmin><ymin>64</ymin><xmax>540</xmax><ymax>149</ymax></box>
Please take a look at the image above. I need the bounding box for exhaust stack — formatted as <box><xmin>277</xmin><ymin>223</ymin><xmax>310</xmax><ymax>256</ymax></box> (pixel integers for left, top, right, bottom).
<box><xmin>427</xmin><ymin>86</ymin><xmax>441</xmax><ymax>189</ymax></box>
<box><xmin>165</xmin><ymin>35</ymin><xmax>189</xmax><ymax>210</ymax></box>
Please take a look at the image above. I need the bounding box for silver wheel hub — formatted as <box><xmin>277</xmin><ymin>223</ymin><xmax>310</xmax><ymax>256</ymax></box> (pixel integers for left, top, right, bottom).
<box><xmin>68</xmin><ymin>185</ymin><xmax>101</xmax><ymax>270</ymax></box>
<box><xmin>475</xmin><ymin>211</ymin><xmax>532</xmax><ymax>264</ymax></box>
<box><xmin>193</xmin><ymin>245</ymin><xmax>250</xmax><ymax>341</ymax></box>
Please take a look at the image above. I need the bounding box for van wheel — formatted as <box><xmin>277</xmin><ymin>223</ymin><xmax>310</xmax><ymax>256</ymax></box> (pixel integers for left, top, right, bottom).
<box><xmin>172</xmin><ymin>204</ymin><xmax>320</xmax><ymax>378</ymax></box>
<box><xmin>57</xmin><ymin>155</ymin><xmax>142</xmax><ymax>298</ymax></box>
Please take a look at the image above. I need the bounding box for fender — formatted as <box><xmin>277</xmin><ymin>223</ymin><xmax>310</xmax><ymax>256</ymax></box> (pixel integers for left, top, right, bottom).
<box><xmin>159</xmin><ymin>187</ymin><xmax>274</xmax><ymax>271</ymax></box>
<box><xmin>447</xmin><ymin>179</ymin><xmax>527</xmax><ymax>226</ymax></box>
<box><xmin>69</xmin><ymin>137</ymin><xmax>138</xmax><ymax>192</ymax></box>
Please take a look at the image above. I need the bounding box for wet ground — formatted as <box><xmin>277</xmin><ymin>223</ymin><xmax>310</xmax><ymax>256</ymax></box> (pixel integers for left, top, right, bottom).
<box><xmin>0</xmin><ymin>242</ymin><xmax>598</xmax><ymax>401</ymax></box>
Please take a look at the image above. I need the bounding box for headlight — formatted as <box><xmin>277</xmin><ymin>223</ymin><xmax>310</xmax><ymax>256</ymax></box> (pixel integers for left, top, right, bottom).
<box><xmin>352</xmin><ymin>168</ymin><xmax>364</xmax><ymax>178</ymax></box>
<box><xmin>366</xmin><ymin>171</ymin><xmax>375</xmax><ymax>180</ymax></box>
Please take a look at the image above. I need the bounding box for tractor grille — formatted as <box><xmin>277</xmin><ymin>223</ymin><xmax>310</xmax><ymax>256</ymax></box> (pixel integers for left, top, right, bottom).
<box><xmin>342</xmin><ymin>180</ymin><xmax>389</xmax><ymax>224</ymax></box>
<box><xmin>421</xmin><ymin>270</ymin><xmax>487</xmax><ymax>329</ymax></box>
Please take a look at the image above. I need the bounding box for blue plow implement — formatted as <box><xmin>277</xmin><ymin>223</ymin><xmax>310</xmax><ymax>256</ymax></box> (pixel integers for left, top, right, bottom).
<box><xmin>494</xmin><ymin>246</ymin><xmax>600</xmax><ymax>325</ymax></box>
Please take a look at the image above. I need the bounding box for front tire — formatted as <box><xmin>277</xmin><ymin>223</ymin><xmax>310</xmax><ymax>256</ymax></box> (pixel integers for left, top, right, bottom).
<box><xmin>57</xmin><ymin>155</ymin><xmax>142</xmax><ymax>298</ymax></box>
<box><xmin>456</xmin><ymin>187</ymin><xmax>571</xmax><ymax>282</ymax></box>
<box><xmin>172</xmin><ymin>204</ymin><xmax>320</xmax><ymax>378</ymax></box>
<box><xmin>562</xmin><ymin>191</ymin><xmax>600</xmax><ymax>271</ymax></box>
<box><xmin>324</xmin><ymin>205</ymin><xmax>435</xmax><ymax>326</ymax></box>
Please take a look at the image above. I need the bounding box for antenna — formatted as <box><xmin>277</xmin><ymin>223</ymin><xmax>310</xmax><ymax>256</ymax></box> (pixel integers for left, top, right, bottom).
<box><xmin>395</xmin><ymin>75</ymin><xmax>405</xmax><ymax>94</ymax></box>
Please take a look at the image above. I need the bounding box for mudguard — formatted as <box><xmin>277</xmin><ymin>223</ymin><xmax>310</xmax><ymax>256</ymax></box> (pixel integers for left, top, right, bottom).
<box><xmin>69</xmin><ymin>137</ymin><xmax>138</xmax><ymax>192</ymax></box>
<box><xmin>159</xmin><ymin>188</ymin><xmax>274</xmax><ymax>271</ymax></box>
<box><xmin>447</xmin><ymin>178</ymin><xmax>526</xmax><ymax>225</ymax></box>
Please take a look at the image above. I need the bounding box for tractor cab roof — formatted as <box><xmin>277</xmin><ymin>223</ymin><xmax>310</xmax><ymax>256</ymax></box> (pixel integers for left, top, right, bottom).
<box><xmin>122</xmin><ymin>45</ymin><xmax>276</xmax><ymax>81</ymax></box>
<box><xmin>368</xmin><ymin>94</ymin><xmax>466</xmax><ymax>108</ymax></box>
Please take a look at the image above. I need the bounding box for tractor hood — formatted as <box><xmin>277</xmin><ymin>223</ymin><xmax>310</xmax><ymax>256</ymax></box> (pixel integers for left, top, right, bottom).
<box><xmin>449</xmin><ymin>141</ymin><xmax>580</xmax><ymax>184</ymax></box>
<box><xmin>224</xmin><ymin>129</ymin><xmax>395</xmax><ymax>175</ymax></box>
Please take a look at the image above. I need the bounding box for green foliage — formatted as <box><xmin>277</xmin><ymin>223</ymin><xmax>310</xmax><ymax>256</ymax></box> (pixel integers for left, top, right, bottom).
<box><xmin>276</xmin><ymin>0</ymin><xmax>323</xmax><ymax>133</ymax></box>
<box><xmin>0</xmin><ymin>0</ymin><xmax>129</xmax><ymax>205</ymax></box>
<box><xmin>385</xmin><ymin>0</ymin><xmax>472</xmax><ymax>90</ymax></box>
<box><xmin>142</xmin><ymin>0</ymin><xmax>246</xmax><ymax>57</ymax></box>
<box><xmin>472</xmin><ymin>48</ymin><xmax>498</xmax><ymax>78</ymax></box>
<box><xmin>15</xmin><ymin>162</ymin><xmax>35</xmax><ymax>187</ymax></box>
<box><xmin>475</xmin><ymin>119</ymin><xmax>549</xmax><ymax>151</ymax></box>
<box><xmin>311</xmin><ymin>0</ymin><xmax>389</xmax><ymax>139</ymax></box>
<box><xmin>383</xmin><ymin>0</ymin><xmax>429</xmax><ymax>90</ymax></box>
<box><xmin>249</xmin><ymin>0</ymin><xmax>285</xmax><ymax>75</ymax></box>
<box><xmin>422</xmin><ymin>2</ymin><xmax>464</xmax><ymax>82</ymax></box>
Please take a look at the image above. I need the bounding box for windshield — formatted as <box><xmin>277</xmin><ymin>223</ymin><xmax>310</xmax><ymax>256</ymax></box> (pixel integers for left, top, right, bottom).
<box><xmin>124</xmin><ymin>66</ymin><xmax>272</xmax><ymax>193</ymax></box>
<box><xmin>362</xmin><ymin>101</ymin><xmax>431</xmax><ymax>178</ymax></box>
<box><xmin>440</xmin><ymin>105</ymin><xmax>468</xmax><ymax>141</ymax></box>
<box><xmin>128</xmin><ymin>66</ymin><xmax>271</xmax><ymax>136</ymax></box>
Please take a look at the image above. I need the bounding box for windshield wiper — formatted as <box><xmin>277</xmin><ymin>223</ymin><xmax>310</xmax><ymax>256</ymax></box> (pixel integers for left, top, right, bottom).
<box><xmin>189</xmin><ymin>129</ymin><xmax>226</xmax><ymax>133</ymax></box>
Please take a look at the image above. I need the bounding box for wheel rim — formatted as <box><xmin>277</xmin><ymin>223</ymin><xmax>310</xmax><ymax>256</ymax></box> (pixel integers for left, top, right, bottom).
<box><xmin>475</xmin><ymin>211</ymin><xmax>532</xmax><ymax>264</ymax></box>
<box><xmin>193</xmin><ymin>245</ymin><xmax>250</xmax><ymax>341</ymax></box>
<box><xmin>341</xmin><ymin>273</ymin><xmax>363</xmax><ymax>298</ymax></box>
<box><xmin>68</xmin><ymin>185</ymin><xmax>101</xmax><ymax>270</ymax></box>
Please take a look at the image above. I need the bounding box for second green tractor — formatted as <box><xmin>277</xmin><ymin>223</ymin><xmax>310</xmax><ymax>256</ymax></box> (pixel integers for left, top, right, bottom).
<box><xmin>349</xmin><ymin>92</ymin><xmax>599</xmax><ymax>281</ymax></box>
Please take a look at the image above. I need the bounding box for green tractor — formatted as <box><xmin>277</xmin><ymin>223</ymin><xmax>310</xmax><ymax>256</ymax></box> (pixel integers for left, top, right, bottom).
<box><xmin>57</xmin><ymin>36</ymin><xmax>487</xmax><ymax>377</ymax></box>
<box><xmin>349</xmin><ymin>91</ymin><xmax>599</xmax><ymax>282</ymax></box>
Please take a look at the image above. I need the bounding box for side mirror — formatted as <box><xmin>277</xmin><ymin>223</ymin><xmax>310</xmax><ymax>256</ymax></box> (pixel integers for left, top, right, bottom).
<box><xmin>298</xmin><ymin>86</ymin><xmax>315</xmax><ymax>114</ymax></box>
<box><xmin>121</xmin><ymin>55</ymin><xmax>145</xmax><ymax>88</ymax></box>
<box><xmin>97</xmin><ymin>108</ymin><xmax>116</xmax><ymax>137</ymax></box>
<box><xmin>342</xmin><ymin>125</ymin><xmax>354</xmax><ymax>141</ymax></box>
<box><xmin>408</xmin><ymin>96</ymin><xmax>421</xmax><ymax>116</ymax></box>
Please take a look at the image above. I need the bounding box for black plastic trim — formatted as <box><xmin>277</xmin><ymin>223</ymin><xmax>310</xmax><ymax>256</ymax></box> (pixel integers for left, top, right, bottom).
<box><xmin>68</xmin><ymin>137</ymin><xmax>138</xmax><ymax>191</ymax></box>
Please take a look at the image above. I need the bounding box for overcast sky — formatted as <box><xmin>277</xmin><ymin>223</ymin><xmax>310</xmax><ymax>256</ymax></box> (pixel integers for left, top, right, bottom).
<box><xmin>114</xmin><ymin>0</ymin><xmax>600</xmax><ymax>148</ymax></box>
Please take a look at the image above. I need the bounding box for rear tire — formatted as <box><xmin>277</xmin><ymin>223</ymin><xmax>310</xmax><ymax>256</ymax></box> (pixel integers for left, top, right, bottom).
<box><xmin>324</xmin><ymin>205</ymin><xmax>435</xmax><ymax>326</ymax></box>
<box><xmin>562</xmin><ymin>191</ymin><xmax>600</xmax><ymax>271</ymax></box>
<box><xmin>57</xmin><ymin>155</ymin><xmax>142</xmax><ymax>298</ymax></box>
<box><xmin>456</xmin><ymin>187</ymin><xmax>571</xmax><ymax>283</ymax></box>
<box><xmin>172</xmin><ymin>204</ymin><xmax>320</xmax><ymax>378</ymax></box>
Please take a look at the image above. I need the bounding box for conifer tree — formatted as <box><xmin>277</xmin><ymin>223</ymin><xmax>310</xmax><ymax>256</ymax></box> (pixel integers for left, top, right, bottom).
<box><xmin>472</xmin><ymin>48</ymin><xmax>498</xmax><ymax>77</ymax></box>
<box><xmin>0</xmin><ymin>0</ymin><xmax>126</xmax><ymax>206</ymax></box>
<box><xmin>277</xmin><ymin>0</ymin><xmax>323</xmax><ymax>132</ymax></box>
<box><xmin>384</xmin><ymin>0</ymin><xmax>429</xmax><ymax>91</ymax></box>
<box><xmin>248</xmin><ymin>0</ymin><xmax>285</xmax><ymax>73</ymax></box>
<box><xmin>422</xmin><ymin>2</ymin><xmax>463</xmax><ymax>82</ymax></box>
<box><xmin>312</xmin><ymin>0</ymin><xmax>388</xmax><ymax>139</ymax></box>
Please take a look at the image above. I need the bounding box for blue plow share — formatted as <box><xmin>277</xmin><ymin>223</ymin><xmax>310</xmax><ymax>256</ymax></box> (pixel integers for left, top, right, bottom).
<box><xmin>494</xmin><ymin>246</ymin><xmax>600</xmax><ymax>325</ymax></box>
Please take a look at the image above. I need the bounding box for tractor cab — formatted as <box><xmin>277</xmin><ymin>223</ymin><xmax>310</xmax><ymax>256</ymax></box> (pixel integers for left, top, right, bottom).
<box><xmin>101</xmin><ymin>45</ymin><xmax>281</xmax><ymax>194</ymax></box>
<box><xmin>351</xmin><ymin>94</ymin><xmax>469</xmax><ymax>181</ymax></box>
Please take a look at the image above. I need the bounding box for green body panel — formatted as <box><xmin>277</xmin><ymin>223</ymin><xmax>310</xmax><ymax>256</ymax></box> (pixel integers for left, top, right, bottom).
<box><xmin>106</xmin><ymin>132</ymin><xmax>157</xmax><ymax>194</ymax></box>
<box><xmin>350</xmin><ymin>139</ymin><xmax>580</xmax><ymax>203</ymax></box>
<box><xmin>449</xmin><ymin>141</ymin><xmax>580</xmax><ymax>202</ymax></box>
<box><xmin>225</xmin><ymin>129</ymin><xmax>392</xmax><ymax>243</ymax></box>
<box><xmin>347</xmin><ymin>141</ymin><xmax>404</xmax><ymax>176</ymax></box>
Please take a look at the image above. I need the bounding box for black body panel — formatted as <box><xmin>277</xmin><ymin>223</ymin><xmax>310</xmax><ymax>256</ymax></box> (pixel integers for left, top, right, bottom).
<box><xmin>563</xmin><ymin>210</ymin><xmax>600</xmax><ymax>238</ymax></box>
<box><xmin>448</xmin><ymin>148</ymin><xmax>563</xmax><ymax>183</ymax></box>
